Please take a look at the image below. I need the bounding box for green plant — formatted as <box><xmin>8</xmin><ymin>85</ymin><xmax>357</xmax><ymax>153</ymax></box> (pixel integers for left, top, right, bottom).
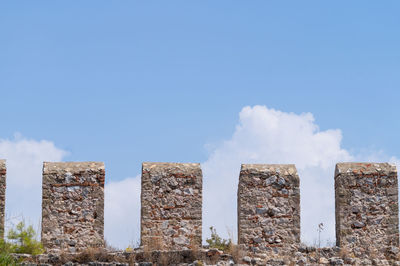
<box><xmin>205</xmin><ymin>226</ymin><xmax>231</xmax><ymax>252</ymax></box>
<box><xmin>7</xmin><ymin>221</ymin><xmax>44</xmax><ymax>255</ymax></box>
<box><xmin>0</xmin><ymin>239</ymin><xmax>17</xmax><ymax>266</ymax></box>
<box><xmin>0</xmin><ymin>253</ymin><xmax>17</xmax><ymax>266</ymax></box>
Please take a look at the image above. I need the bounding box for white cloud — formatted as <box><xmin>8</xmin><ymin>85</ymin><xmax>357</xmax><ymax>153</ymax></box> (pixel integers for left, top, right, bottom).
<box><xmin>202</xmin><ymin>105</ymin><xmax>354</xmax><ymax>245</ymax></box>
<box><xmin>0</xmin><ymin>134</ymin><xmax>142</xmax><ymax>249</ymax></box>
<box><xmin>105</xmin><ymin>105</ymin><xmax>399</xmax><ymax>247</ymax></box>
<box><xmin>104</xmin><ymin>176</ymin><xmax>141</xmax><ymax>249</ymax></box>
<box><xmin>0</xmin><ymin>134</ymin><xmax>68</xmax><ymax>235</ymax></box>
<box><xmin>2</xmin><ymin>107</ymin><xmax>398</xmax><ymax>249</ymax></box>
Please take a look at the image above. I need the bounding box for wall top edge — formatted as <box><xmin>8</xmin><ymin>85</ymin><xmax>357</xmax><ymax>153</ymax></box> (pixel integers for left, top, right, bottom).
<box><xmin>335</xmin><ymin>162</ymin><xmax>397</xmax><ymax>176</ymax></box>
<box><xmin>43</xmin><ymin>162</ymin><xmax>105</xmax><ymax>174</ymax></box>
<box><xmin>142</xmin><ymin>162</ymin><xmax>201</xmax><ymax>169</ymax></box>
<box><xmin>240</xmin><ymin>163</ymin><xmax>297</xmax><ymax>173</ymax></box>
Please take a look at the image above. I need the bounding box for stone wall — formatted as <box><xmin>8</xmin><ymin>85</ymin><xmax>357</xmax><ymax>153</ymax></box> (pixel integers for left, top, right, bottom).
<box><xmin>237</xmin><ymin>164</ymin><xmax>300</xmax><ymax>259</ymax></box>
<box><xmin>141</xmin><ymin>162</ymin><xmax>202</xmax><ymax>251</ymax></box>
<box><xmin>0</xmin><ymin>158</ymin><xmax>397</xmax><ymax>263</ymax></box>
<box><xmin>0</xmin><ymin>160</ymin><xmax>5</xmax><ymax>238</ymax></box>
<box><xmin>10</xmin><ymin>247</ymin><xmax>400</xmax><ymax>265</ymax></box>
<box><xmin>335</xmin><ymin>162</ymin><xmax>399</xmax><ymax>259</ymax></box>
<box><xmin>41</xmin><ymin>162</ymin><xmax>105</xmax><ymax>253</ymax></box>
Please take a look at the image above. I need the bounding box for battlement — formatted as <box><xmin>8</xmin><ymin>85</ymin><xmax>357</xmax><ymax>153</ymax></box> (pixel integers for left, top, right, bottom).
<box><xmin>141</xmin><ymin>162</ymin><xmax>202</xmax><ymax>250</ymax></box>
<box><xmin>0</xmin><ymin>160</ymin><xmax>5</xmax><ymax>238</ymax></box>
<box><xmin>0</xmin><ymin>160</ymin><xmax>398</xmax><ymax>263</ymax></box>
<box><xmin>238</xmin><ymin>164</ymin><xmax>300</xmax><ymax>257</ymax></box>
<box><xmin>41</xmin><ymin>162</ymin><xmax>105</xmax><ymax>253</ymax></box>
<box><xmin>335</xmin><ymin>162</ymin><xmax>399</xmax><ymax>259</ymax></box>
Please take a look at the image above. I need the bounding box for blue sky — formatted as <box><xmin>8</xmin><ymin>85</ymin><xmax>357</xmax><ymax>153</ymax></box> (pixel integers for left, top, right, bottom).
<box><xmin>1</xmin><ymin>1</ymin><xmax>400</xmax><ymax>247</ymax></box>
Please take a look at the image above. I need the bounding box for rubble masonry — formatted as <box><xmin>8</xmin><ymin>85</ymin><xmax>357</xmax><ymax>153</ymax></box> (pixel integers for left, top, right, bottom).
<box><xmin>0</xmin><ymin>160</ymin><xmax>5</xmax><ymax>238</ymax></box>
<box><xmin>335</xmin><ymin>162</ymin><xmax>399</xmax><ymax>259</ymax></box>
<box><xmin>41</xmin><ymin>162</ymin><xmax>105</xmax><ymax>253</ymax></box>
<box><xmin>237</xmin><ymin>164</ymin><xmax>300</xmax><ymax>259</ymax></box>
<box><xmin>141</xmin><ymin>162</ymin><xmax>202</xmax><ymax>250</ymax></box>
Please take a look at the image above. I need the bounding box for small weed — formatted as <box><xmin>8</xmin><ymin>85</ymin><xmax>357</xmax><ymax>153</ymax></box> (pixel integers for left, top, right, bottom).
<box><xmin>205</xmin><ymin>227</ymin><xmax>231</xmax><ymax>252</ymax></box>
<box><xmin>125</xmin><ymin>245</ymin><xmax>134</xmax><ymax>252</ymax></box>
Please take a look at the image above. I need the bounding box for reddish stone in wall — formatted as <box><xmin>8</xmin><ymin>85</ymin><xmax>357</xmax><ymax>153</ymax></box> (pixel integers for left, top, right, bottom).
<box><xmin>238</xmin><ymin>164</ymin><xmax>300</xmax><ymax>258</ymax></box>
<box><xmin>41</xmin><ymin>162</ymin><xmax>105</xmax><ymax>253</ymax></box>
<box><xmin>141</xmin><ymin>162</ymin><xmax>202</xmax><ymax>250</ymax></box>
<box><xmin>335</xmin><ymin>162</ymin><xmax>399</xmax><ymax>259</ymax></box>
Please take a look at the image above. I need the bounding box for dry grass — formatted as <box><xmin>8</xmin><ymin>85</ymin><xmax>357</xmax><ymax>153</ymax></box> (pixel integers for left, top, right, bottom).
<box><xmin>73</xmin><ymin>247</ymin><xmax>96</xmax><ymax>263</ymax></box>
<box><xmin>158</xmin><ymin>252</ymin><xmax>170</xmax><ymax>266</ymax></box>
<box><xmin>58</xmin><ymin>250</ymin><xmax>71</xmax><ymax>265</ymax></box>
<box><xmin>71</xmin><ymin>247</ymin><xmax>119</xmax><ymax>264</ymax></box>
<box><xmin>189</xmin><ymin>235</ymin><xmax>201</xmax><ymax>253</ymax></box>
<box><xmin>224</xmin><ymin>229</ymin><xmax>244</xmax><ymax>263</ymax></box>
<box><xmin>226</xmin><ymin>242</ymin><xmax>240</xmax><ymax>263</ymax></box>
<box><xmin>104</xmin><ymin>239</ymin><xmax>119</xmax><ymax>252</ymax></box>
<box><xmin>339</xmin><ymin>246</ymin><xmax>349</xmax><ymax>259</ymax></box>
<box><xmin>142</xmin><ymin>236</ymin><xmax>164</xmax><ymax>262</ymax></box>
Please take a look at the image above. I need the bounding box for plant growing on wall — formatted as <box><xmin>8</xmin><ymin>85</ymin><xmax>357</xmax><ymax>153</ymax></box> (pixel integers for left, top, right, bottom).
<box><xmin>205</xmin><ymin>226</ymin><xmax>231</xmax><ymax>252</ymax></box>
<box><xmin>0</xmin><ymin>239</ymin><xmax>17</xmax><ymax>266</ymax></box>
<box><xmin>7</xmin><ymin>221</ymin><xmax>44</xmax><ymax>255</ymax></box>
<box><xmin>0</xmin><ymin>221</ymin><xmax>44</xmax><ymax>265</ymax></box>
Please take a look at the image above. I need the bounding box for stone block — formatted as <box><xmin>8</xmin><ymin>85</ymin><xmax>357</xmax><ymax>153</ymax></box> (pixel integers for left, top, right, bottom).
<box><xmin>41</xmin><ymin>162</ymin><xmax>105</xmax><ymax>253</ymax></box>
<box><xmin>238</xmin><ymin>164</ymin><xmax>300</xmax><ymax>257</ymax></box>
<box><xmin>141</xmin><ymin>162</ymin><xmax>202</xmax><ymax>250</ymax></box>
<box><xmin>335</xmin><ymin>162</ymin><xmax>399</xmax><ymax>259</ymax></box>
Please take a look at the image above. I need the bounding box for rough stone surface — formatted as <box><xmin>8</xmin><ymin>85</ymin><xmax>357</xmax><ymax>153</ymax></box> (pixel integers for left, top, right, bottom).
<box><xmin>0</xmin><ymin>160</ymin><xmax>5</xmax><ymax>238</ymax></box>
<box><xmin>41</xmin><ymin>162</ymin><xmax>105</xmax><ymax>253</ymax></box>
<box><xmin>141</xmin><ymin>162</ymin><xmax>202</xmax><ymax>250</ymax></box>
<box><xmin>15</xmin><ymin>248</ymin><xmax>236</xmax><ymax>266</ymax></box>
<box><xmin>335</xmin><ymin>162</ymin><xmax>399</xmax><ymax>259</ymax></box>
<box><xmin>14</xmin><ymin>246</ymin><xmax>400</xmax><ymax>265</ymax></box>
<box><xmin>237</xmin><ymin>164</ymin><xmax>300</xmax><ymax>258</ymax></box>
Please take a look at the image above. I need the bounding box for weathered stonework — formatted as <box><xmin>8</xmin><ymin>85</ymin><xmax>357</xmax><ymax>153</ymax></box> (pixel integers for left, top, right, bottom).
<box><xmin>12</xmin><ymin>246</ymin><xmax>400</xmax><ymax>266</ymax></box>
<box><xmin>41</xmin><ymin>162</ymin><xmax>105</xmax><ymax>253</ymax></box>
<box><xmin>141</xmin><ymin>162</ymin><xmax>202</xmax><ymax>250</ymax></box>
<box><xmin>335</xmin><ymin>162</ymin><xmax>399</xmax><ymax>259</ymax></box>
<box><xmin>238</xmin><ymin>164</ymin><xmax>300</xmax><ymax>258</ymax></box>
<box><xmin>0</xmin><ymin>160</ymin><xmax>5</xmax><ymax>238</ymax></box>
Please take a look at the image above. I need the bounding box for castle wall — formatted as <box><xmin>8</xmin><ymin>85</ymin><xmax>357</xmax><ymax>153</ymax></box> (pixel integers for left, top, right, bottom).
<box><xmin>41</xmin><ymin>162</ymin><xmax>105</xmax><ymax>253</ymax></box>
<box><xmin>0</xmin><ymin>157</ymin><xmax>396</xmax><ymax>262</ymax></box>
<box><xmin>335</xmin><ymin>163</ymin><xmax>399</xmax><ymax>259</ymax></box>
<box><xmin>141</xmin><ymin>162</ymin><xmax>202</xmax><ymax>250</ymax></box>
<box><xmin>0</xmin><ymin>160</ymin><xmax>5</xmax><ymax>238</ymax></box>
<box><xmin>237</xmin><ymin>164</ymin><xmax>300</xmax><ymax>258</ymax></box>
